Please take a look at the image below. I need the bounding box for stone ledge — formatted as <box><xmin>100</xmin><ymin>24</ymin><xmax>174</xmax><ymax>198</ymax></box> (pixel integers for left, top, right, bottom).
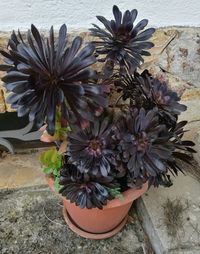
<box><xmin>0</xmin><ymin>149</ymin><xmax>46</xmax><ymax>189</ymax></box>
<box><xmin>0</xmin><ymin>87</ymin><xmax>6</xmax><ymax>113</ymax></box>
<box><xmin>136</xmin><ymin>172</ymin><xmax>200</xmax><ymax>254</ymax></box>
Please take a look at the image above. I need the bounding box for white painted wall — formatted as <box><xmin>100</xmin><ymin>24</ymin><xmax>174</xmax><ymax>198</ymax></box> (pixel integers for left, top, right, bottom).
<box><xmin>0</xmin><ymin>0</ymin><xmax>199</xmax><ymax>31</ymax></box>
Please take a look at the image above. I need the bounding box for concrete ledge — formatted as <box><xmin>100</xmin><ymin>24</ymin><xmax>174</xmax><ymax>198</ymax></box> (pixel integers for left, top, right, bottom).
<box><xmin>0</xmin><ymin>150</ymin><xmax>46</xmax><ymax>189</ymax></box>
<box><xmin>136</xmin><ymin>174</ymin><xmax>200</xmax><ymax>254</ymax></box>
<box><xmin>136</xmin><ymin>197</ymin><xmax>166</xmax><ymax>254</ymax></box>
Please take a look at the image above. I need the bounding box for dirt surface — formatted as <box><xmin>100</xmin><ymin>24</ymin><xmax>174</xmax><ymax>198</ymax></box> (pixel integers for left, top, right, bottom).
<box><xmin>0</xmin><ymin>150</ymin><xmax>46</xmax><ymax>189</ymax></box>
<box><xmin>0</xmin><ymin>186</ymin><xmax>153</xmax><ymax>254</ymax></box>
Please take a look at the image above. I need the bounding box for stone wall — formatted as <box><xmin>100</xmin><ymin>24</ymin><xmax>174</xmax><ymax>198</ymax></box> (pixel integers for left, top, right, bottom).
<box><xmin>0</xmin><ymin>27</ymin><xmax>200</xmax><ymax>115</ymax></box>
<box><xmin>1</xmin><ymin>27</ymin><xmax>200</xmax><ymax>112</ymax></box>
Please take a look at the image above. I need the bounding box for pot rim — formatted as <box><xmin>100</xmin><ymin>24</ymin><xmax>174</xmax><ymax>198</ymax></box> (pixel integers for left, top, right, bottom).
<box><xmin>63</xmin><ymin>181</ymin><xmax>148</xmax><ymax>210</ymax></box>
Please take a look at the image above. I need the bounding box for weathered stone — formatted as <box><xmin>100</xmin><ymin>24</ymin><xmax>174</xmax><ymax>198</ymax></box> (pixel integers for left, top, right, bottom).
<box><xmin>176</xmin><ymin>88</ymin><xmax>200</xmax><ymax>166</ymax></box>
<box><xmin>3</xmin><ymin>89</ymin><xmax>16</xmax><ymax>112</ymax></box>
<box><xmin>148</xmin><ymin>64</ymin><xmax>193</xmax><ymax>96</ymax></box>
<box><xmin>179</xmin><ymin>99</ymin><xmax>200</xmax><ymax>123</ymax></box>
<box><xmin>0</xmin><ymin>34</ymin><xmax>9</xmax><ymax>66</ymax></box>
<box><xmin>158</xmin><ymin>28</ymin><xmax>200</xmax><ymax>87</ymax></box>
<box><xmin>0</xmin><ymin>149</ymin><xmax>45</xmax><ymax>189</ymax></box>
<box><xmin>181</xmin><ymin>87</ymin><xmax>200</xmax><ymax>101</ymax></box>
<box><xmin>0</xmin><ymin>87</ymin><xmax>6</xmax><ymax>113</ymax></box>
<box><xmin>194</xmin><ymin>130</ymin><xmax>200</xmax><ymax>165</ymax></box>
<box><xmin>142</xmin><ymin>29</ymin><xmax>178</xmax><ymax>69</ymax></box>
<box><xmin>136</xmin><ymin>173</ymin><xmax>200</xmax><ymax>254</ymax></box>
<box><xmin>0</xmin><ymin>27</ymin><xmax>200</xmax><ymax>112</ymax></box>
<box><xmin>178</xmin><ymin>87</ymin><xmax>200</xmax><ymax>124</ymax></box>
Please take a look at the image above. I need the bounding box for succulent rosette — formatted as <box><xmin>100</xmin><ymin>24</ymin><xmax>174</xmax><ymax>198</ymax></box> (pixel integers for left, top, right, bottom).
<box><xmin>90</xmin><ymin>5</ymin><xmax>155</xmax><ymax>74</ymax></box>
<box><xmin>59</xmin><ymin>162</ymin><xmax>118</xmax><ymax>209</ymax></box>
<box><xmin>114</xmin><ymin>108</ymin><xmax>173</xmax><ymax>179</ymax></box>
<box><xmin>115</xmin><ymin>70</ymin><xmax>186</xmax><ymax>125</ymax></box>
<box><xmin>167</xmin><ymin>121</ymin><xmax>196</xmax><ymax>170</ymax></box>
<box><xmin>113</xmin><ymin>108</ymin><xmax>195</xmax><ymax>187</ymax></box>
<box><xmin>67</xmin><ymin>112</ymin><xmax>117</xmax><ymax>177</ymax></box>
<box><xmin>137</xmin><ymin>71</ymin><xmax>187</xmax><ymax>122</ymax></box>
<box><xmin>0</xmin><ymin>24</ymin><xmax>108</xmax><ymax>134</ymax></box>
<box><xmin>149</xmin><ymin>121</ymin><xmax>196</xmax><ymax>187</ymax></box>
<box><xmin>114</xmin><ymin>72</ymin><xmax>142</xmax><ymax>106</ymax></box>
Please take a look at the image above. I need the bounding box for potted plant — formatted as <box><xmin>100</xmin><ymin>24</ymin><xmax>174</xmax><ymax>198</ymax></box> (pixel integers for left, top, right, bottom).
<box><xmin>0</xmin><ymin>5</ymin><xmax>195</xmax><ymax>239</ymax></box>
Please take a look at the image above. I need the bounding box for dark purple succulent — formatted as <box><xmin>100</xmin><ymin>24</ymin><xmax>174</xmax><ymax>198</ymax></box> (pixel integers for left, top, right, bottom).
<box><xmin>114</xmin><ymin>108</ymin><xmax>195</xmax><ymax>188</ymax></box>
<box><xmin>149</xmin><ymin>121</ymin><xmax>196</xmax><ymax>187</ymax></box>
<box><xmin>167</xmin><ymin>121</ymin><xmax>196</xmax><ymax>173</ymax></box>
<box><xmin>90</xmin><ymin>5</ymin><xmax>155</xmax><ymax>75</ymax></box>
<box><xmin>113</xmin><ymin>108</ymin><xmax>174</xmax><ymax>179</ymax></box>
<box><xmin>148</xmin><ymin>173</ymin><xmax>173</xmax><ymax>188</ymax></box>
<box><xmin>67</xmin><ymin>112</ymin><xmax>117</xmax><ymax>177</ymax></box>
<box><xmin>0</xmin><ymin>8</ymin><xmax>195</xmax><ymax>210</ymax></box>
<box><xmin>0</xmin><ymin>24</ymin><xmax>108</xmax><ymax>134</ymax></box>
<box><xmin>114</xmin><ymin>72</ymin><xmax>142</xmax><ymax>106</ymax></box>
<box><xmin>145</xmin><ymin>73</ymin><xmax>186</xmax><ymax>121</ymax></box>
<box><xmin>59</xmin><ymin>162</ymin><xmax>118</xmax><ymax>209</ymax></box>
<box><xmin>115</xmin><ymin>70</ymin><xmax>187</xmax><ymax>125</ymax></box>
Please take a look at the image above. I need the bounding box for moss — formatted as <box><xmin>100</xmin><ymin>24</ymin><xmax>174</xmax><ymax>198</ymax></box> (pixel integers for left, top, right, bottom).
<box><xmin>162</xmin><ymin>198</ymin><xmax>187</xmax><ymax>238</ymax></box>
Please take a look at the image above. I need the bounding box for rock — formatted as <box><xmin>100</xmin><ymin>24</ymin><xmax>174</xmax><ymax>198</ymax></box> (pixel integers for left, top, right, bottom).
<box><xmin>0</xmin><ymin>150</ymin><xmax>46</xmax><ymax>189</ymax></box>
<box><xmin>181</xmin><ymin>88</ymin><xmax>200</xmax><ymax>101</ymax></box>
<box><xmin>178</xmin><ymin>87</ymin><xmax>200</xmax><ymax>124</ymax></box>
<box><xmin>0</xmin><ymin>27</ymin><xmax>200</xmax><ymax>112</ymax></box>
<box><xmin>158</xmin><ymin>28</ymin><xmax>200</xmax><ymax>87</ymax></box>
<box><xmin>194</xmin><ymin>130</ymin><xmax>200</xmax><ymax>165</ymax></box>
<box><xmin>178</xmin><ymin>99</ymin><xmax>200</xmax><ymax>123</ymax></box>
<box><xmin>178</xmin><ymin>89</ymin><xmax>200</xmax><ymax>165</ymax></box>
<box><xmin>142</xmin><ymin>29</ymin><xmax>178</xmax><ymax>69</ymax></box>
<box><xmin>148</xmin><ymin>64</ymin><xmax>193</xmax><ymax>96</ymax></box>
<box><xmin>0</xmin><ymin>87</ymin><xmax>6</xmax><ymax>113</ymax></box>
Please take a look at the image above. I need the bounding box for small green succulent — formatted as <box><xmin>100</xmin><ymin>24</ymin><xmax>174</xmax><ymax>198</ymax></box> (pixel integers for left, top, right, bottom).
<box><xmin>40</xmin><ymin>149</ymin><xmax>63</xmax><ymax>192</ymax></box>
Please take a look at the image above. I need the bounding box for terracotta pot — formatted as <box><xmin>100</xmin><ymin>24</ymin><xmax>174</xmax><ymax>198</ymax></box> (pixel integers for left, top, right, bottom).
<box><xmin>46</xmin><ymin>175</ymin><xmax>62</xmax><ymax>199</ymax></box>
<box><xmin>62</xmin><ymin>182</ymin><xmax>148</xmax><ymax>239</ymax></box>
<box><xmin>40</xmin><ymin>131</ymin><xmax>56</xmax><ymax>143</ymax></box>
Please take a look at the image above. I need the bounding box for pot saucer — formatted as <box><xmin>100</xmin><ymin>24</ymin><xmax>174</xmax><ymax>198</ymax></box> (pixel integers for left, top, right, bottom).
<box><xmin>63</xmin><ymin>207</ymin><xmax>128</xmax><ymax>239</ymax></box>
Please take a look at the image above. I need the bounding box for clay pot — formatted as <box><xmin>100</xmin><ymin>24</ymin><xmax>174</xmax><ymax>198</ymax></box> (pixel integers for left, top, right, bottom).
<box><xmin>46</xmin><ymin>175</ymin><xmax>62</xmax><ymax>199</ymax></box>
<box><xmin>46</xmin><ymin>175</ymin><xmax>55</xmax><ymax>192</ymax></box>
<box><xmin>40</xmin><ymin>131</ymin><xmax>56</xmax><ymax>143</ymax></box>
<box><xmin>62</xmin><ymin>182</ymin><xmax>148</xmax><ymax>239</ymax></box>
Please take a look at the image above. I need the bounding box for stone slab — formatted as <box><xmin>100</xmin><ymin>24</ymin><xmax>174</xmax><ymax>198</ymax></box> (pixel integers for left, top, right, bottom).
<box><xmin>0</xmin><ymin>87</ymin><xmax>6</xmax><ymax>113</ymax></box>
<box><xmin>0</xmin><ymin>150</ymin><xmax>46</xmax><ymax>189</ymax></box>
<box><xmin>158</xmin><ymin>27</ymin><xmax>200</xmax><ymax>87</ymax></box>
<box><xmin>136</xmin><ymin>173</ymin><xmax>200</xmax><ymax>254</ymax></box>
<box><xmin>0</xmin><ymin>186</ymin><xmax>152</xmax><ymax>254</ymax></box>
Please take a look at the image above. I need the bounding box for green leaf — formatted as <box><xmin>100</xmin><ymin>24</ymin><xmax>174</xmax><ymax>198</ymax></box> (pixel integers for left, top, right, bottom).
<box><xmin>54</xmin><ymin>175</ymin><xmax>61</xmax><ymax>192</ymax></box>
<box><xmin>40</xmin><ymin>149</ymin><xmax>57</xmax><ymax>166</ymax></box>
<box><xmin>52</xmin><ymin>107</ymin><xmax>71</xmax><ymax>141</ymax></box>
<box><xmin>43</xmin><ymin>167</ymin><xmax>54</xmax><ymax>175</ymax></box>
<box><xmin>40</xmin><ymin>148</ymin><xmax>63</xmax><ymax>177</ymax></box>
<box><xmin>107</xmin><ymin>187</ymin><xmax>124</xmax><ymax>201</ymax></box>
<box><xmin>51</xmin><ymin>149</ymin><xmax>58</xmax><ymax>163</ymax></box>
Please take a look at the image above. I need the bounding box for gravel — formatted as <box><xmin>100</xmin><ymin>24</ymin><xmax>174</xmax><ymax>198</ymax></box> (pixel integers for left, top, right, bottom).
<box><xmin>0</xmin><ymin>186</ymin><xmax>152</xmax><ymax>254</ymax></box>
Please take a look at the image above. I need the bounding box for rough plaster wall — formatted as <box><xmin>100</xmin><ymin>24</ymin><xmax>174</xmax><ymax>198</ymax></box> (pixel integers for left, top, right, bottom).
<box><xmin>0</xmin><ymin>0</ymin><xmax>199</xmax><ymax>31</ymax></box>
